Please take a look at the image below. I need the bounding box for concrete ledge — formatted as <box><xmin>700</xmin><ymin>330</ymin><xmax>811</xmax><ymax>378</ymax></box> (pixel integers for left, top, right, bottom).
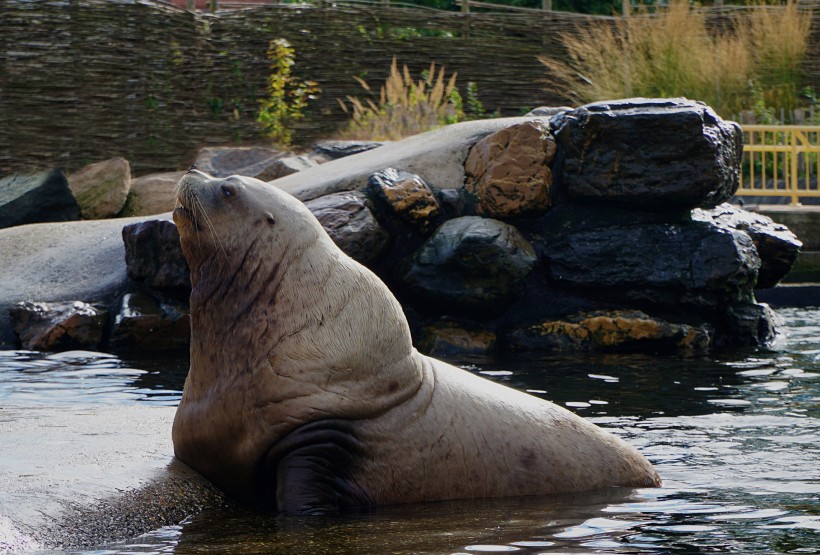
<box><xmin>756</xmin><ymin>284</ymin><xmax>820</xmax><ymax>308</ymax></box>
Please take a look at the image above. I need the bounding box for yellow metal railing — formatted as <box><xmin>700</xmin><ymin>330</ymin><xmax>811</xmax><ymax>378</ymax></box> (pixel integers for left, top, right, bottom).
<box><xmin>737</xmin><ymin>125</ymin><xmax>820</xmax><ymax>205</ymax></box>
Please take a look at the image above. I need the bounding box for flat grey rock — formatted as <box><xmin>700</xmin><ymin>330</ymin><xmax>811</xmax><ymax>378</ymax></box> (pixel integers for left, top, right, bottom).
<box><xmin>0</xmin><ymin>214</ymin><xmax>171</xmax><ymax>347</ymax></box>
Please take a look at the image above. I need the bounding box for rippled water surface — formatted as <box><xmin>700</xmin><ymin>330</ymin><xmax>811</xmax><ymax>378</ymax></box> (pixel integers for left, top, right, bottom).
<box><xmin>1</xmin><ymin>308</ymin><xmax>818</xmax><ymax>554</ymax></box>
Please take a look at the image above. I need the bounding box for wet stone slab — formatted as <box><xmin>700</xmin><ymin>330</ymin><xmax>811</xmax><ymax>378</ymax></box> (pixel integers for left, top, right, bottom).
<box><xmin>0</xmin><ymin>404</ymin><xmax>226</xmax><ymax>553</ymax></box>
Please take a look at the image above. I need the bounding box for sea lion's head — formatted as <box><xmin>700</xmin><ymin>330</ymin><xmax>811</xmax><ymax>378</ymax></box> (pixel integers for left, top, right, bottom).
<box><xmin>171</xmin><ymin>171</ymin><xmax>421</xmax><ymax>502</ymax></box>
<box><xmin>174</xmin><ymin>169</ymin><xmax>323</xmax><ymax>280</ymax></box>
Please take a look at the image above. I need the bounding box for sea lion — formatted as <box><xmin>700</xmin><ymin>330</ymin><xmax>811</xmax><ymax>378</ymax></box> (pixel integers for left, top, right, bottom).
<box><xmin>171</xmin><ymin>170</ymin><xmax>661</xmax><ymax>514</ymax></box>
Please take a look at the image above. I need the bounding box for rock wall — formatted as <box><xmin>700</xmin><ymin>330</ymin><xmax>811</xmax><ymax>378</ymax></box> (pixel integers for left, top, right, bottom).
<box><xmin>3</xmin><ymin>100</ymin><xmax>803</xmax><ymax>357</ymax></box>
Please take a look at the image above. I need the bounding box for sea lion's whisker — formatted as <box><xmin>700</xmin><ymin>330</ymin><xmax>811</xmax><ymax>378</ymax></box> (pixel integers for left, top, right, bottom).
<box><xmin>192</xmin><ymin>194</ymin><xmax>229</xmax><ymax>263</ymax></box>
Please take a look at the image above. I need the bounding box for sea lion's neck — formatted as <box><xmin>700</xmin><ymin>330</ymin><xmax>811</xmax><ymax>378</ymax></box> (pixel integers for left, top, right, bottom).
<box><xmin>184</xmin><ymin>238</ymin><xmax>424</xmax><ymax>421</ymax></box>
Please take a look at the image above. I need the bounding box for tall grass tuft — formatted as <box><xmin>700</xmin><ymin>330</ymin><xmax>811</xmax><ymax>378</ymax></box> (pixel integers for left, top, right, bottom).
<box><xmin>540</xmin><ymin>0</ymin><xmax>810</xmax><ymax>121</ymax></box>
<box><xmin>338</xmin><ymin>58</ymin><xmax>462</xmax><ymax>140</ymax></box>
<box><xmin>739</xmin><ymin>1</ymin><xmax>811</xmax><ymax>117</ymax></box>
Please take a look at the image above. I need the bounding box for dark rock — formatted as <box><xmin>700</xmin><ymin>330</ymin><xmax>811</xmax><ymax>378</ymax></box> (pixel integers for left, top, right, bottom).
<box><xmin>546</xmin><ymin>221</ymin><xmax>760</xmax><ymax>307</ymax></box>
<box><xmin>399</xmin><ymin>216</ymin><xmax>537</xmax><ymax>315</ymax></box>
<box><xmin>551</xmin><ymin>98</ymin><xmax>743</xmax><ymax>210</ymax></box>
<box><xmin>719</xmin><ymin>302</ymin><xmax>778</xmax><ymax>348</ymax></box>
<box><xmin>257</xmin><ymin>155</ymin><xmax>317</xmax><ymax>182</ymax></box>
<box><xmin>194</xmin><ymin>146</ymin><xmax>286</xmax><ymax>179</ymax></box>
<box><xmin>122</xmin><ymin>220</ymin><xmax>189</xmax><ymax>294</ymax></box>
<box><xmin>311</xmin><ymin>140</ymin><xmax>386</xmax><ymax>162</ymax></box>
<box><xmin>417</xmin><ymin>320</ymin><xmax>497</xmax><ymax>357</ymax></box>
<box><xmin>499</xmin><ymin>310</ymin><xmax>712</xmax><ymax>356</ymax></box>
<box><xmin>0</xmin><ymin>170</ymin><xmax>80</xmax><ymax>229</ymax></box>
<box><xmin>367</xmin><ymin>168</ymin><xmax>443</xmax><ymax>235</ymax></box>
<box><xmin>534</xmin><ymin>199</ymin><xmax>691</xmax><ymax>239</ymax></box>
<box><xmin>305</xmin><ymin>191</ymin><xmax>390</xmax><ymax>264</ymax></box>
<box><xmin>9</xmin><ymin>301</ymin><xmax>107</xmax><ymax>351</ymax></box>
<box><xmin>109</xmin><ymin>292</ymin><xmax>189</xmax><ymax>353</ymax></box>
<box><xmin>692</xmin><ymin>203</ymin><xmax>802</xmax><ymax>289</ymax></box>
<box><xmin>435</xmin><ymin>188</ymin><xmax>469</xmax><ymax>219</ymax></box>
<box><xmin>463</xmin><ymin>120</ymin><xmax>556</xmax><ymax>218</ymax></box>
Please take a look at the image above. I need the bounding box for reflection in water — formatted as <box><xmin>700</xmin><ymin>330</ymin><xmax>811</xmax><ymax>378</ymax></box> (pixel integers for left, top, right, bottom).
<box><xmin>2</xmin><ymin>308</ymin><xmax>818</xmax><ymax>554</ymax></box>
<box><xmin>0</xmin><ymin>350</ymin><xmax>188</xmax><ymax>406</ymax></box>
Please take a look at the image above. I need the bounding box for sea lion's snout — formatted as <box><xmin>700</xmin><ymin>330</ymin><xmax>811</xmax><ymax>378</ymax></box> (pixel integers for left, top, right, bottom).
<box><xmin>174</xmin><ymin>170</ymin><xmax>212</xmax><ymax>233</ymax></box>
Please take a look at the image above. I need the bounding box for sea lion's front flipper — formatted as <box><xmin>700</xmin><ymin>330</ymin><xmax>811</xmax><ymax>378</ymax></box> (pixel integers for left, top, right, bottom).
<box><xmin>261</xmin><ymin>419</ymin><xmax>372</xmax><ymax>514</ymax></box>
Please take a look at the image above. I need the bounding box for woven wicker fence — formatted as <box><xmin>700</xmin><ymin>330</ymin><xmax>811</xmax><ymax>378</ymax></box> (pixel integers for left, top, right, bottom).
<box><xmin>1</xmin><ymin>0</ymin><xmax>818</xmax><ymax>176</ymax></box>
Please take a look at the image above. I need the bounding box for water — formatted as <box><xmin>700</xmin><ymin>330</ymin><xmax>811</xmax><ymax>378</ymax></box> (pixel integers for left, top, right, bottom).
<box><xmin>1</xmin><ymin>308</ymin><xmax>818</xmax><ymax>554</ymax></box>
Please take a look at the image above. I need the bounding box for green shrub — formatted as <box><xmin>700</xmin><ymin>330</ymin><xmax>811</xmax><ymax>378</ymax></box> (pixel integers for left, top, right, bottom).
<box><xmin>338</xmin><ymin>58</ymin><xmax>462</xmax><ymax>140</ymax></box>
<box><xmin>257</xmin><ymin>39</ymin><xmax>320</xmax><ymax>148</ymax></box>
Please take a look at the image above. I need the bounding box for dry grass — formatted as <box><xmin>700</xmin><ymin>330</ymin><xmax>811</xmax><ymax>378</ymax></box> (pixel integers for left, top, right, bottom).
<box><xmin>739</xmin><ymin>1</ymin><xmax>811</xmax><ymax>115</ymax></box>
<box><xmin>540</xmin><ymin>1</ymin><xmax>810</xmax><ymax>120</ymax></box>
<box><xmin>338</xmin><ymin>58</ymin><xmax>461</xmax><ymax>140</ymax></box>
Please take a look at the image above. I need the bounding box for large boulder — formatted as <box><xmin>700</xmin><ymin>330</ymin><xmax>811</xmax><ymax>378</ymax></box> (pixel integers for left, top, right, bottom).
<box><xmin>122</xmin><ymin>219</ymin><xmax>189</xmax><ymax>293</ymax></box>
<box><xmin>68</xmin><ymin>157</ymin><xmax>131</xmax><ymax>219</ymax></box>
<box><xmin>9</xmin><ymin>301</ymin><xmax>108</xmax><ymax>351</ymax></box>
<box><xmin>463</xmin><ymin>120</ymin><xmax>556</xmax><ymax>218</ymax></box>
<box><xmin>398</xmin><ymin>216</ymin><xmax>537</xmax><ymax>315</ymax></box>
<box><xmin>194</xmin><ymin>146</ymin><xmax>285</xmax><ymax>179</ymax></box>
<box><xmin>692</xmin><ymin>203</ymin><xmax>802</xmax><ymax>289</ymax></box>
<box><xmin>0</xmin><ymin>170</ymin><xmax>80</xmax><ymax>229</ymax></box>
<box><xmin>551</xmin><ymin>98</ymin><xmax>743</xmax><ymax>210</ymax></box>
<box><xmin>546</xmin><ymin>221</ymin><xmax>761</xmax><ymax>307</ymax></box>
<box><xmin>304</xmin><ymin>191</ymin><xmax>389</xmax><ymax>265</ymax></box>
<box><xmin>120</xmin><ymin>171</ymin><xmax>185</xmax><ymax>217</ymax></box>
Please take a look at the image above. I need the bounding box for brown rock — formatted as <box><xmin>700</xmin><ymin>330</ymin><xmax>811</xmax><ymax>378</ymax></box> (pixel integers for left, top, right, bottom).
<box><xmin>501</xmin><ymin>310</ymin><xmax>711</xmax><ymax>356</ymax></box>
<box><xmin>120</xmin><ymin>171</ymin><xmax>185</xmax><ymax>217</ymax></box>
<box><xmin>367</xmin><ymin>168</ymin><xmax>442</xmax><ymax>234</ymax></box>
<box><xmin>68</xmin><ymin>158</ymin><xmax>131</xmax><ymax>219</ymax></box>
<box><xmin>418</xmin><ymin>320</ymin><xmax>496</xmax><ymax>357</ymax></box>
<box><xmin>10</xmin><ymin>301</ymin><xmax>108</xmax><ymax>351</ymax></box>
<box><xmin>464</xmin><ymin>120</ymin><xmax>556</xmax><ymax>218</ymax></box>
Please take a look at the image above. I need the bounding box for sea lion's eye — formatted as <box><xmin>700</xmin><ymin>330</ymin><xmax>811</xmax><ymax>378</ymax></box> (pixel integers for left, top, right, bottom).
<box><xmin>221</xmin><ymin>184</ymin><xmax>237</xmax><ymax>198</ymax></box>
<box><xmin>266</xmin><ymin>213</ymin><xmax>276</xmax><ymax>225</ymax></box>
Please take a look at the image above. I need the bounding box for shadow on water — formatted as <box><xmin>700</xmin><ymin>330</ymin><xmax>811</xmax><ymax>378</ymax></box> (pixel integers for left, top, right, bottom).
<box><xmin>2</xmin><ymin>307</ymin><xmax>818</xmax><ymax>554</ymax></box>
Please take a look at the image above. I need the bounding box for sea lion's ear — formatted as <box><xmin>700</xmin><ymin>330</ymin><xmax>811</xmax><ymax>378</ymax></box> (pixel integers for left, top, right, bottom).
<box><xmin>265</xmin><ymin>212</ymin><xmax>276</xmax><ymax>226</ymax></box>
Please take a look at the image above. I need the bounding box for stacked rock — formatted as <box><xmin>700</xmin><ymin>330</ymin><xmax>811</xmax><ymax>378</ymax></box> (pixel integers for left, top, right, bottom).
<box><xmin>368</xmin><ymin>99</ymin><xmax>799</xmax><ymax>356</ymax></box>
